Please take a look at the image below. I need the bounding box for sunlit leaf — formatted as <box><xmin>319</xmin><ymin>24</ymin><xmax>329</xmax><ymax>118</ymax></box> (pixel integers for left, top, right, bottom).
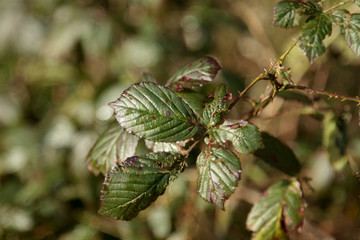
<box><xmin>246</xmin><ymin>180</ymin><xmax>305</xmax><ymax>240</ymax></box>
<box><xmin>87</xmin><ymin>121</ymin><xmax>139</xmax><ymax>175</ymax></box>
<box><xmin>109</xmin><ymin>82</ymin><xmax>201</xmax><ymax>142</ymax></box>
<box><xmin>145</xmin><ymin>140</ymin><xmax>182</xmax><ymax>153</ymax></box>
<box><xmin>345</xmin><ymin>14</ymin><xmax>360</xmax><ymax>56</ymax></box>
<box><xmin>202</xmin><ymin>84</ymin><xmax>231</xmax><ymax>127</ymax></box>
<box><xmin>99</xmin><ymin>152</ymin><xmax>184</xmax><ymax>220</ymax></box>
<box><xmin>197</xmin><ymin>146</ymin><xmax>241</xmax><ymax>209</ymax></box>
<box><xmin>166</xmin><ymin>57</ymin><xmax>221</xmax><ymax>91</ymax></box>
<box><xmin>254</xmin><ymin>132</ymin><xmax>301</xmax><ymax>176</ymax></box>
<box><xmin>299</xmin><ymin>13</ymin><xmax>332</xmax><ymax>62</ymax></box>
<box><xmin>209</xmin><ymin>120</ymin><xmax>264</xmax><ymax>154</ymax></box>
<box><xmin>273</xmin><ymin>1</ymin><xmax>302</xmax><ymax>28</ymax></box>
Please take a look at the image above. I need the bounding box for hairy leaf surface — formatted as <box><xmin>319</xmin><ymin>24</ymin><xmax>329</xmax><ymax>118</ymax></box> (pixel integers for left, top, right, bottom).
<box><xmin>87</xmin><ymin>122</ymin><xmax>139</xmax><ymax>175</ymax></box>
<box><xmin>109</xmin><ymin>82</ymin><xmax>200</xmax><ymax>142</ymax></box>
<box><xmin>99</xmin><ymin>152</ymin><xmax>184</xmax><ymax>220</ymax></box>
<box><xmin>197</xmin><ymin>146</ymin><xmax>241</xmax><ymax>209</ymax></box>
<box><xmin>254</xmin><ymin>132</ymin><xmax>301</xmax><ymax>176</ymax></box>
<box><xmin>273</xmin><ymin>1</ymin><xmax>302</xmax><ymax>28</ymax></box>
<box><xmin>246</xmin><ymin>180</ymin><xmax>305</xmax><ymax>240</ymax></box>
<box><xmin>166</xmin><ymin>56</ymin><xmax>221</xmax><ymax>91</ymax></box>
<box><xmin>209</xmin><ymin>120</ymin><xmax>264</xmax><ymax>154</ymax></box>
<box><xmin>299</xmin><ymin>13</ymin><xmax>332</xmax><ymax>62</ymax></box>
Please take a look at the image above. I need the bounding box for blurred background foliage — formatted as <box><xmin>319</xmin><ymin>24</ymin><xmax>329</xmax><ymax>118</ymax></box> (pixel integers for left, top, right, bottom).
<box><xmin>0</xmin><ymin>0</ymin><xmax>359</xmax><ymax>239</ymax></box>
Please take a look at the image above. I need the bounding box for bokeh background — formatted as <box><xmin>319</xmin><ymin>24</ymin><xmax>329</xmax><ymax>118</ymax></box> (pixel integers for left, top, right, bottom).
<box><xmin>0</xmin><ymin>0</ymin><xmax>359</xmax><ymax>239</ymax></box>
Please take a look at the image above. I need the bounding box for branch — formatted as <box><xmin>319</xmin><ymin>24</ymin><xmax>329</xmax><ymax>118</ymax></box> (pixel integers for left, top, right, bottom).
<box><xmin>324</xmin><ymin>0</ymin><xmax>352</xmax><ymax>13</ymax></box>
<box><xmin>285</xmin><ymin>84</ymin><xmax>360</xmax><ymax>105</ymax></box>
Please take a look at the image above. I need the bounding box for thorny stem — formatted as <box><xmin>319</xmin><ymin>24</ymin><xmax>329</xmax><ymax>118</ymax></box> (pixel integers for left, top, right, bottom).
<box><xmin>324</xmin><ymin>0</ymin><xmax>352</xmax><ymax>13</ymax></box>
<box><xmin>285</xmin><ymin>84</ymin><xmax>360</xmax><ymax>105</ymax></box>
<box><xmin>228</xmin><ymin>74</ymin><xmax>270</xmax><ymax>110</ymax></box>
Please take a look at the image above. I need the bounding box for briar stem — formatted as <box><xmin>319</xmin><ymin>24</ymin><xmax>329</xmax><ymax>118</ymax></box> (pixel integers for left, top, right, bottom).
<box><xmin>229</xmin><ymin>74</ymin><xmax>269</xmax><ymax>110</ymax></box>
<box><xmin>285</xmin><ymin>84</ymin><xmax>360</xmax><ymax>105</ymax></box>
<box><xmin>324</xmin><ymin>0</ymin><xmax>352</xmax><ymax>13</ymax></box>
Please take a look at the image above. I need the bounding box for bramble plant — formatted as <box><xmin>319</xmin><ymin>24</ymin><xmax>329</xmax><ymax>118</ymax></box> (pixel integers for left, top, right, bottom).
<box><xmin>87</xmin><ymin>1</ymin><xmax>360</xmax><ymax>239</ymax></box>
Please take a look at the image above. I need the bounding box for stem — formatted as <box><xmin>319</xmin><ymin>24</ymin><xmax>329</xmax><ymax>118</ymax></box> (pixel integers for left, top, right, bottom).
<box><xmin>228</xmin><ymin>74</ymin><xmax>269</xmax><ymax>110</ymax></box>
<box><xmin>286</xmin><ymin>84</ymin><xmax>360</xmax><ymax>105</ymax></box>
<box><xmin>324</xmin><ymin>0</ymin><xmax>352</xmax><ymax>13</ymax></box>
<box><xmin>278</xmin><ymin>39</ymin><xmax>298</xmax><ymax>65</ymax></box>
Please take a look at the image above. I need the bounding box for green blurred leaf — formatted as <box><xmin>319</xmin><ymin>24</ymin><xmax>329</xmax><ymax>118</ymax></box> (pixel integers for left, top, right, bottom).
<box><xmin>246</xmin><ymin>180</ymin><xmax>305</xmax><ymax>240</ymax></box>
<box><xmin>299</xmin><ymin>13</ymin><xmax>332</xmax><ymax>62</ymax></box>
<box><xmin>197</xmin><ymin>146</ymin><xmax>241</xmax><ymax>209</ymax></box>
<box><xmin>109</xmin><ymin>82</ymin><xmax>201</xmax><ymax>142</ymax></box>
<box><xmin>277</xmin><ymin>91</ymin><xmax>312</xmax><ymax>105</ymax></box>
<box><xmin>273</xmin><ymin>1</ymin><xmax>302</xmax><ymax>28</ymax></box>
<box><xmin>202</xmin><ymin>84</ymin><xmax>231</xmax><ymax>127</ymax></box>
<box><xmin>86</xmin><ymin>121</ymin><xmax>139</xmax><ymax>175</ymax></box>
<box><xmin>345</xmin><ymin>14</ymin><xmax>360</xmax><ymax>56</ymax></box>
<box><xmin>209</xmin><ymin>120</ymin><xmax>264</xmax><ymax>154</ymax></box>
<box><xmin>166</xmin><ymin>57</ymin><xmax>221</xmax><ymax>91</ymax></box>
<box><xmin>99</xmin><ymin>152</ymin><xmax>184</xmax><ymax>220</ymax></box>
<box><xmin>145</xmin><ymin>140</ymin><xmax>182</xmax><ymax>153</ymax></box>
<box><xmin>254</xmin><ymin>132</ymin><xmax>301</xmax><ymax>176</ymax></box>
<box><xmin>303</xmin><ymin>1</ymin><xmax>322</xmax><ymax>15</ymax></box>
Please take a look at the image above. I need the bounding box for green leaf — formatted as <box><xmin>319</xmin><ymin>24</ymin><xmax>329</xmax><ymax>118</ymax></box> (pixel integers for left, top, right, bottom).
<box><xmin>202</xmin><ymin>84</ymin><xmax>231</xmax><ymax>127</ymax></box>
<box><xmin>351</xmin><ymin>0</ymin><xmax>360</xmax><ymax>7</ymax></box>
<box><xmin>209</xmin><ymin>120</ymin><xmax>264</xmax><ymax>154</ymax></box>
<box><xmin>87</xmin><ymin>121</ymin><xmax>139</xmax><ymax>175</ymax></box>
<box><xmin>145</xmin><ymin>140</ymin><xmax>182</xmax><ymax>153</ymax></box>
<box><xmin>332</xmin><ymin>9</ymin><xmax>350</xmax><ymax>33</ymax></box>
<box><xmin>303</xmin><ymin>1</ymin><xmax>322</xmax><ymax>15</ymax></box>
<box><xmin>277</xmin><ymin>91</ymin><xmax>312</xmax><ymax>105</ymax></box>
<box><xmin>99</xmin><ymin>152</ymin><xmax>184</xmax><ymax>220</ymax></box>
<box><xmin>140</xmin><ymin>72</ymin><xmax>157</xmax><ymax>83</ymax></box>
<box><xmin>254</xmin><ymin>132</ymin><xmax>301</xmax><ymax>176</ymax></box>
<box><xmin>166</xmin><ymin>56</ymin><xmax>221</xmax><ymax>91</ymax></box>
<box><xmin>298</xmin><ymin>13</ymin><xmax>332</xmax><ymax>62</ymax></box>
<box><xmin>177</xmin><ymin>91</ymin><xmax>205</xmax><ymax>117</ymax></box>
<box><xmin>109</xmin><ymin>82</ymin><xmax>201</xmax><ymax>142</ymax></box>
<box><xmin>197</xmin><ymin>146</ymin><xmax>241</xmax><ymax>209</ymax></box>
<box><xmin>273</xmin><ymin>1</ymin><xmax>302</xmax><ymax>28</ymax></box>
<box><xmin>246</xmin><ymin>180</ymin><xmax>305</xmax><ymax>240</ymax></box>
<box><xmin>345</xmin><ymin>14</ymin><xmax>360</xmax><ymax>56</ymax></box>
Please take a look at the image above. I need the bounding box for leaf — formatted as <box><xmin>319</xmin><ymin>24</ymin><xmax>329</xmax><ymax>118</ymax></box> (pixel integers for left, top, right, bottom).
<box><xmin>209</xmin><ymin>119</ymin><xmax>264</xmax><ymax>154</ymax></box>
<box><xmin>177</xmin><ymin>91</ymin><xmax>205</xmax><ymax>117</ymax></box>
<box><xmin>273</xmin><ymin>1</ymin><xmax>302</xmax><ymax>28</ymax></box>
<box><xmin>254</xmin><ymin>132</ymin><xmax>301</xmax><ymax>176</ymax></box>
<box><xmin>140</xmin><ymin>72</ymin><xmax>157</xmax><ymax>83</ymax></box>
<box><xmin>345</xmin><ymin>14</ymin><xmax>360</xmax><ymax>56</ymax></box>
<box><xmin>332</xmin><ymin>9</ymin><xmax>350</xmax><ymax>33</ymax></box>
<box><xmin>109</xmin><ymin>82</ymin><xmax>201</xmax><ymax>142</ymax></box>
<box><xmin>202</xmin><ymin>84</ymin><xmax>231</xmax><ymax>127</ymax></box>
<box><xmin>99</xmin><ymin>152</ymin><xmax>184</xmax><ymax>220</ymax></box>
<box><xmin>145</xmin><ymin>140</ymin><xmax>183</xmax><ymax>153</ymax></box>
<box><xmin>197</xmin><ymin>146</ymin><xmax>241</xmax><ymax>209</ymax></box>
<box><xmin>166</xmin><ymin>56</ymin><xmax>221</xmax><ymax>91</ymax></box>
<box><xmin>351</xmin><ymin>0</ymin><xmax>360</xmax><ymax>7</ymax></box>
<box><xmin>87</xmin><ymin>121</ymin><xmax>139</xmax><ymax>175</ymax></box>
<box><xmin>298</xmin><ymin>13</ymin><xmax>332</xmax><ymax>62</ymax></box>
<box><xmin>246</xmin><ymin>180</ymin><xmax>305</xmax><ymax>240</ymax></box>
<box><xmin>277</xmin><ymin>91</ymin><xmax>312</xmax><ymax>105</ymax></box>
<box><xmin>303</xmin><ymin>1</ymin><xmax>322</xmax><ymax>15</ymax></box>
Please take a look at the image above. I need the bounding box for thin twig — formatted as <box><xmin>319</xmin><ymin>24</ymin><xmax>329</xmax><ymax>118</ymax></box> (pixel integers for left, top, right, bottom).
<box><xmin>285</xmin><ymin>84</ymin><xmax>360</xmax><ymax>105</ymax></box>
<box><xmin>228</xmin><ymin>74</ymin><xmax>269</xmax><ymax>110</ymax></box>
<box><xmin>324</xmin><ymin>0</ymin><xmax>352</xmax><ymax>13</ymax></box>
